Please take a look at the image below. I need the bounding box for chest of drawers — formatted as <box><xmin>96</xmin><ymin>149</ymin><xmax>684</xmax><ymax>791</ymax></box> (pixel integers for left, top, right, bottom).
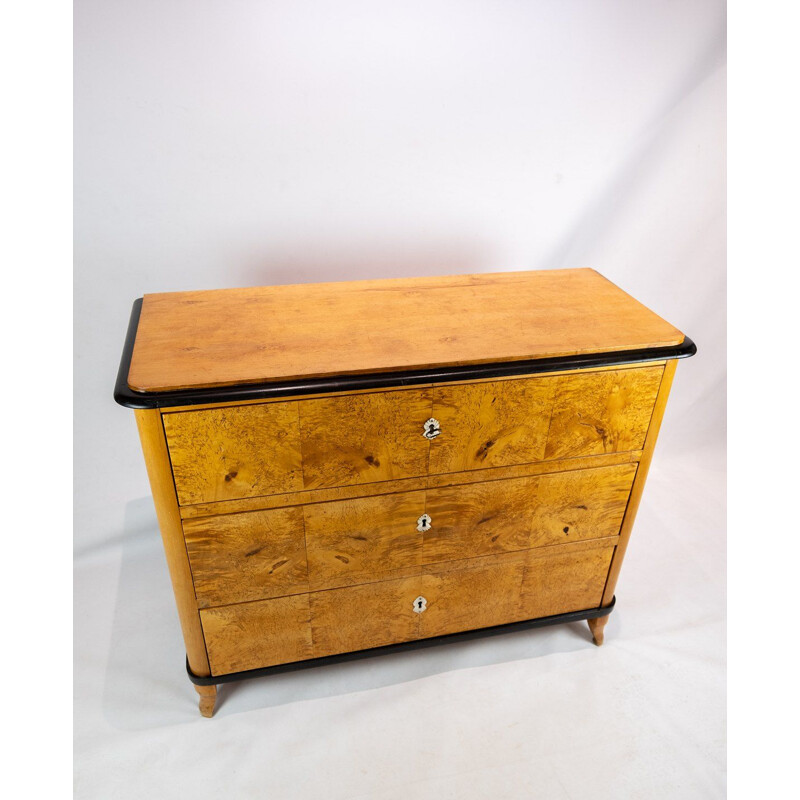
<box><xmin>115</xmin><ymin>269</ymin><xmax>694</xmax><ymax>716</ymax></box>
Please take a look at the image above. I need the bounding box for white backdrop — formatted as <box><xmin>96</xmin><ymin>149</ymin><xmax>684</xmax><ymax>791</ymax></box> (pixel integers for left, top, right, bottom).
<box><xmin>74</xmin><ymin>1</ymin><xmax>726</xmax><ymax>797</ymax></box>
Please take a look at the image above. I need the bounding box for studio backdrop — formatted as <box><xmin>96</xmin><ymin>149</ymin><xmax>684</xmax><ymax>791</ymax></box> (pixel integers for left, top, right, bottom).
<box><xmin>75</xmin><ymin>1</ymin><xmax>725</xmax><ymax>797</ymax></box>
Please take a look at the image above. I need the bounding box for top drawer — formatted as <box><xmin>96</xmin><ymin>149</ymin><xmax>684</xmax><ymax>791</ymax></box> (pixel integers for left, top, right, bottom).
<box><xmin>163</xmin><ymin>366</ymin><xmax>663</xmax><ymax>505</ymax></box>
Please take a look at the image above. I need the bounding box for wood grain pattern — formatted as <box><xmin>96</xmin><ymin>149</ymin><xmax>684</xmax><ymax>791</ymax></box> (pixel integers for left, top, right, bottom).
<box><xmin>419</xmin><ymin>541</ymin><xmax>614</xmax><ymax>638</ymax></box>
<box><xmin>163</xmin><ymin>402</ymin><xmax>303</xmax><ymax>505</ymax></box>
<box><xmin>183</xmin><ymin>506</ymin><xmax>309</xmax><ymax>608</ymax></box>
<box><xmin>518</xmin><ymin>544</ymin><xmax>614</xmax><ymax>619</ymax></box>
<box><xmin>158</xmin><ymin>361</ymin><xmax>664</xmax><ymax>416</ymax></box>
<box><xmin>180</xmin><ymin>450</ymin><xmax>642</xmax><ymax>520</ymax></box>
<box><xmin>181</xmin><ymin>474</ymin><xmax>428</xmax><ymax>519</ymax></box>
<box><xmin>200</xmin><ymin>594</ymin><xmax>313</xmax><ymax>674</ymax></box>
<box><xmin>134</xmin><ymin>409</ymin><xmax>211</xmax><ymax>677</ymax></box>
<box><xmin>309</xmin><ymin>577</ymin><xmax>421</xmax><ymax>658</ymax></box>
<box><xmin>127</xmin><ymin>269</ymin><xmax>685</xmax><ymax>392</ymax></box>
<box><xmin>299</xmin><ymin>388</ymin><xmax>432</xmax><ymax>489</ymax></box>
<box><xmin>601</xmin><ymin>359</ymin><xmax>678</xmax><ymax>605</ymax></box>
<box><xmin>424</xmin><ymin>464</ymin><xmax>636</xmax><ymax>563</ymax></box>
<box><xmin>419</xmin><ymin>558</ymin><xmax>527</xmax><ymax>638</ymax></box>
<box><xmin>303</xmin><ymin>491</ymin><xmax>425</xmax><ymax>591</ymax></box>
<box><xmin>428</xmin><ymin>377</ymin><xmax>556</xmax><ymax>474</ymax></box>
<box><xmin>422</xmin><ymin>536</ymin><xmax>620</xmax><ymax>576</ymax></box>
<box><xmin>545</xmin><ymin>366</ymin><xmax>663</xmax><ymax>459</ymax></box>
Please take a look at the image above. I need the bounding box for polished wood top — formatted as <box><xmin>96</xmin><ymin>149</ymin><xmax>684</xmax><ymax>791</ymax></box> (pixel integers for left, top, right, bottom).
<box><xmin>127</xmin><ymin>268</ymin><xmax>684</xmax><ymax>392</ymax></box>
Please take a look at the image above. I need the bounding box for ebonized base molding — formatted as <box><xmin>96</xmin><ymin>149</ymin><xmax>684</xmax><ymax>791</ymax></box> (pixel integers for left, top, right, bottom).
<box><xmin>186</xmin><ymin>597</ymin><xmax>616</xmax><ymax>716</ymax></box>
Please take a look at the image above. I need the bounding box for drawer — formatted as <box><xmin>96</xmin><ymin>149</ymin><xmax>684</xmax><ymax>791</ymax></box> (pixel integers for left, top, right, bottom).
<box><xmin>163</xmin><ymin>402</ymin><xmax>303</xmax><ymax>505</ymax></box>
<box><xmin>309</xmin><ymin>576</ymin><xmax>421</xmax><ymax>658</ymax></box>
<box><xmin>199</xmin><ymin>542</ymin><xmax>615</xmax><ymax>674</ymax></box>
<box><xmin>428</xmin><ymin>367</ymin><xmax>662</xmax><ymax>474</ymax></box>
<box><xmin>299</xmin><ymin>388</ymin><xmax>432</xmax><ymax>489</ymax></box>
<box><xmin>200</xmin><ymin>593</ymin><xmax>313</xmax><ymax>675</ymax></box>
<box><xmin>304</xmin><ymin>490</ymin><xmax>425</xmax><ymax>591</ymax></box>
<box><xmin>419</xmin><ymin>542</ymin><xmax>615</xmax><ymax>638</ymax></box>
<box><xmin>424</xmin><ymin>464</ymin><xmax>636</xmax><ymax>563</ymax></box>
<box><xmin>183</xmin><ymin>506</ymin><xmax>309</xmax><ymax>608</ymax></box>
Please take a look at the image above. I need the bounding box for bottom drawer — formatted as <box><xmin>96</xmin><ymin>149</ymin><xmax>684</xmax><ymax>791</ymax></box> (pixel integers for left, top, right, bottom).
<box><xmin>199</xmin><ymin>541</ymin><xmax>615</xmax><ymax>676</ymax></box>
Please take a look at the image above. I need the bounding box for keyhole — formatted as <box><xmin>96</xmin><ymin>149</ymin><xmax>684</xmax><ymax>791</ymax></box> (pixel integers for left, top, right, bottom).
<box><xmin>417</xmin><ymin>599</ymin><xmax>423</xmax><ymax>609</ymax></box>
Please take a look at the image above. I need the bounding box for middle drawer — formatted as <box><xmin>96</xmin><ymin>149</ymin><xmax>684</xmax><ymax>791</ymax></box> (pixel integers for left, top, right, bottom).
<box><xmin>183</xmin><ymin>462</ymin><xmax>636</xmax><ymax>607</ymax></box>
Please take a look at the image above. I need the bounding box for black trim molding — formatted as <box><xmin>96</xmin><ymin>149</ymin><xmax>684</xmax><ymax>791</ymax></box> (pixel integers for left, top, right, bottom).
<box><xmin>187</xmin><ymin>597</ymin><xmax>616</xmax><ymax>686</ymax></box>
<box><xmin>115</xmin><ymin>298</ymin><xmax>696</xmax><ymax>410</ymax></box>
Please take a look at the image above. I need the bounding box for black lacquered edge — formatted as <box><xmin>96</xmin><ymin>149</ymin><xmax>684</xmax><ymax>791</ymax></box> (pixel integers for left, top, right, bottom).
<box><xmin>186</xmin><ymin>596</ymin><xmax>616</xmax><ymax>686</ymax></box>
<box><xmin>115</xmin><ymin>298</ymin><xmax>696</xmax><ymax>410</ymax></box>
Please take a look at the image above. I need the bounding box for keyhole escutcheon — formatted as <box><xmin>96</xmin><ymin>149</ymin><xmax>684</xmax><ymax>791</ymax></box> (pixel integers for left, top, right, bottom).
<box><xmin>417</xmin><ymin>514</ymin><xmax>432</xmax><ymax>532</ymax></box>
<box><xmin>422</xmin><ymin>418</ymin><xmax>441</xmax><ymax>440</ymax></box>
<box><xmin>413</xmin><ymin>596</ymin><xmax>427</xmax><ymax>613</ymax></box>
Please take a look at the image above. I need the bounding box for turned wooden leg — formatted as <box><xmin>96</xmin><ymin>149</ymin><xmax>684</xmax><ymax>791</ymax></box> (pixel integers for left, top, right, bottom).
<box><xmin>587</xmin><ymin>615</ymin><xmax>609</xmax><ymax>646</ymax></box>
<box><xmin>195</xmin><ymin>684</ymin><xmax>217</xmax><ymax>717</ymax></box>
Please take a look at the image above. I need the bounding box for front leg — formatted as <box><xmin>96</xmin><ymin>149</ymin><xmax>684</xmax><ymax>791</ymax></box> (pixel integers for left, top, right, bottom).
<box><xmin>195</xmin><ymin>684</ymin><xmax>217</xmax><ymax>717</ymax></box>
<box><xmin>587</xmin><ymin>615</ymin><xmax>609</xmax><ymax>646</ymax></box>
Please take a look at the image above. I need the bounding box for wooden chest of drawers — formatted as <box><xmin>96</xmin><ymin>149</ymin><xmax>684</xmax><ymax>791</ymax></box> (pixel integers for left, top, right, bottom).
<box><xmin>115</xmin><ymin>269</ymin><xmax>694</xmax><ymax>716</ymax></box>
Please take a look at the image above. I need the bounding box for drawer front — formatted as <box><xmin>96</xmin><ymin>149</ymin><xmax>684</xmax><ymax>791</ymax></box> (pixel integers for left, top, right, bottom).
<box><xmin>424</xmin><ymin>464</ymin><xmax>636</xmax><ymax>563</ymax></box>
<box><xmin>429</xmin><ymin>378</ymin><xmax>556</xmax><ymax>474</ymax></box>
<box><xmin>545</xmin><ymin>366</ymin><xmax>663</xmax><ymax>459</ymax></box>
<box><xmin>163</xmin><ymin>402</ymin><xmax>303</xmax><ymax>505</ymax></box>
<box><xmin>428</xmin><ymin>367</ymin><xmax>662</xmax><ymax>475</ymax></box>
<box><xmin>200</xmin><ymin>594</ymin><xmax>313</xmax><ymax>675</ymax></box>
<box><xmin>304</xmin><ymin>490</ymin><xmax>426</xmax><ymax>591</ymax></box>
<box><xmin>420</xmin><ymin>543</ymin><xmax>614</xmax><ymax>638</ymax></box>
<box><xmin>183</xmin><ymin>507</ymin><xmax>308</xmax><ymax>608</ymax></box>
<box><xmin>309</xmin><ymin>577</ymin><xmax>421</xmax><ymax>658</ymax></box>
<box><xmin>299</xmin><ymin>388</ymin><xmax>432</xmax><ymax>489</ymax></box>
<box><xmin>199</xmin><ymin>543</ymin><xmax>614</xmax><ymax>673</ymax></box>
